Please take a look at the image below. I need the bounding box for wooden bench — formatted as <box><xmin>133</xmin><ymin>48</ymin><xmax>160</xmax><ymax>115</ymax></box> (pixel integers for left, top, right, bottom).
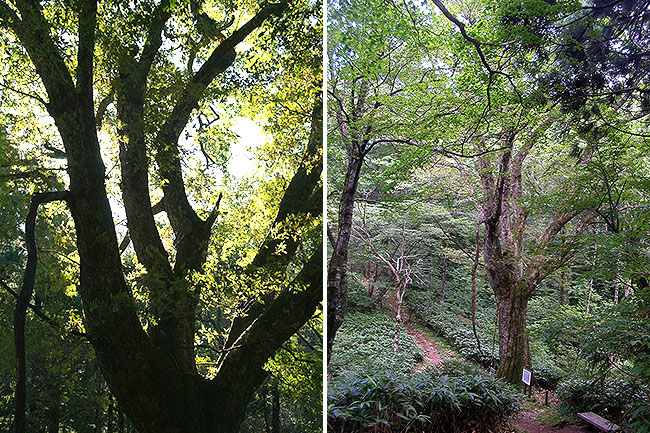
<box><xmin>578</xmin><ymin>412</ymin><xmax>620</xmax><ymax>432</ymax></box>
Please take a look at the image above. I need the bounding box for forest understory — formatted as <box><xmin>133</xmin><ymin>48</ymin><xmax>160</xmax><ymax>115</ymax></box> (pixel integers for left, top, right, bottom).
<box><xmin>329</xmin><ymin>278</ymin><xmax>637</xmax><ymax>433</ymax></box>
<box><xmin>388</xmin><ymin>292</ymin><xmax>594</xmax><ymax>433</ymax></box>
<box><xmin>327</xmin><ymin>0</ymin><xmax>650</xmax><ymax>432</ymax></box>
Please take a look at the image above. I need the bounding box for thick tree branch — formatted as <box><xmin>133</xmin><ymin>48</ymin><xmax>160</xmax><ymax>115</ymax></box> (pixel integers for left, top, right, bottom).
<box><xmin>525</xmin><ymin>210</ymin><xmax>596</xmax><ymax>288</ymax></box>
<box><xmin>214</xmin><ymin>244</ymin><xmax>322</xmax><ymax>413</ymax></box>
<box><xmin>77</xmin><ymin>0</ymin><xmax>96</xmax><ymax>96</ymax></box>
<box><xmin>0</xmin><ymin>1</ymin><xmax>76</xmax><ymax>116</ymax></box>
<box><xmin>112</xmin><ymin>0</ymin><xmax>174</xmax><ymax>279</ymax></box>
<box><xmin>155</xmin><ymin>2</ymin><xmax>288</xmax><ymax>247</ymax></box>
<box><xmin>138</xmin><ymin>0</ymin><xmax>172</xmax><ymax>73</ymax></box>
<box><xmin>536</xmin><ymin>210</ymin><xmax>580</xmax><ymax>246</ymax></box>
<box><xmin>251</xmin><ymin>97</ymin><xmax>322</xmax><ymax>268</ymax></box>
<box><xmin>223</xmin><ymin>97</ymin><xmax>322</xmax><ymax>349</ymax></box>
<box><xmin>429</xmin><ymin>0</ymin><xmax>493</xmax><ymax>75</ymax></box>
<box><xmin>95</xmin><ymin>89</ymin><xmax>114</xmax><ymax>130</ymax></box>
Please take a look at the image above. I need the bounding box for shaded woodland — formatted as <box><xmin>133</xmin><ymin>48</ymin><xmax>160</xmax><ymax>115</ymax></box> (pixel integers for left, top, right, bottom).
<box><xmin>327</xmin><ymin>0</ymin><xmax>650</xmax><ymax>431</ymax></box>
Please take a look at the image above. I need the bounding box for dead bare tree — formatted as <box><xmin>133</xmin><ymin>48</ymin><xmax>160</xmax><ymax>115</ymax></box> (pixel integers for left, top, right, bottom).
<box><xmin>353</xmin><ymin>205</ymin><xmax>427</xmax><ymax>353</ymax></box>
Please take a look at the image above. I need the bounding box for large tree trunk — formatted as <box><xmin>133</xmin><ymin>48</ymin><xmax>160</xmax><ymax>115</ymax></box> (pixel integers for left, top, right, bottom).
<box><xmin>495</xmin><ymin>286</ymin><xmax>531</xmax><ymax>383</ymax></box>
<box><xmin>474</xmin><ymin>123</ymin><xmax>587</xmax><ymax>385</ymax></box>
<box><xmin>3</xmin><ymin>2</ymin><xmax>321</xmax><ymax>431</ymax></box>
<box><xmin>328</xmin><ymin>76</ymin><xmax>376</xmax><ymax>362</ymax></box>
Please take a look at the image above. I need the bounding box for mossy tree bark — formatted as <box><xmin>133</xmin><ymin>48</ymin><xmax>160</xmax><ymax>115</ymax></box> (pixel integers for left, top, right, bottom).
<box><xmin>474</xmin><ymin>120</ymin><xmax>592</xmax><ymax>384</ymax></box>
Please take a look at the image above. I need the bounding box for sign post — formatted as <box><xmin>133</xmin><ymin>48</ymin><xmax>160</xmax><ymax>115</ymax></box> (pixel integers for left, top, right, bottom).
<box><xmin>522</xmin><ymin>368</ymin><xmax>532</xmax><ymax>397</ymax></box>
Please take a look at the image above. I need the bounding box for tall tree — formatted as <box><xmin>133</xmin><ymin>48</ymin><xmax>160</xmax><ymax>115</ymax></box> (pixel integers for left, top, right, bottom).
<box><xmin>0</xmin><ymin>1</ymin><xmax>322</xmax><ymax>432</ymax></box>
<box><xmin>470</xmin><ymin>115</ymin><xmax>594</xmax><ymax>383</ymax></box>
<box><xmin>326</xmin><ymin>0</ymin><xmax>450</xmax><ymax>360</ymax></box>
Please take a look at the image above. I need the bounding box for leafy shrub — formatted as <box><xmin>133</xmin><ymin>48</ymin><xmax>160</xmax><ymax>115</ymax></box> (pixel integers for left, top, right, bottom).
<box><xmin>347</xmin><ymin>275</ymin><xmax>375</xmax><ymax>313</ymax></box>
<box><xmin>558</xmin><ymin>377</ymin><xmax>650</xmax><ymax>422</ymax></box>
<box><xmin>328</xmin><ymin>371</ymin><xmax>520</xmax><ymax>433</ymax></box>
<box><xmin>531</xmin><ymin>356</ymin><xmax>566</xmax><ymax>390</ymax></box>
<box><xmin>329</xmin><ymin>312</ymin><xmax>422</xmax><ymax>378</ymax></box>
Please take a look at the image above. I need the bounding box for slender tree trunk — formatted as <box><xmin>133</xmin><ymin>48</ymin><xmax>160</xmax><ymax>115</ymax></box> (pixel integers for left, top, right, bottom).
<box><xmin>365</xmin><ymin>262</ymin><xmax>377</xmax><ymax>298</ymax></box>
<box><xmin>586</xmin><ymin>234</ymin><xmax>599</xmax><ymax>314</ymax></box>
<box><xmin>328</xmin><ymin>76</ymin><xmax>375</xmax><ymax>362</ymax></box>
<box><xmin>440</xmin><ymin>250</ymin><xmax>447</xmax><ymax>303</ymax></box>
<box><xmin>470</xmin><ymin>222</ymin><xmax>483</xmax><ymax>357</ymax></box>
<box><xmin>262</xmin><ymin>383</ymin><xmax>271</xmax><ymax>433</ymax></box>
<box><xmin>271</xmin><ymin>379</ymin><xmax>280</xmax><ymax>433</ymax></box>
<box><xmin>328</xmin><ymin>155</ymin><xmax>364</xmax><ymax>361</ymax></box>
<box><xmin>495</xmin><ymin>286</ymin><xmax>531</xmax><ymax>384</ymax></box>
<box><xmin>613</xmin><ymin>250</ymin><xmax>623</xmax><ymax>305</ymax></box>
<box><xmin>394</xmin><ymin>286</ymin><xmax>404</xmax><ymax>354</ymax></box>
<box><xmin>14</xmin><ymin>192</ymin><xmax>70</xmax><ymax>433</ymax></box>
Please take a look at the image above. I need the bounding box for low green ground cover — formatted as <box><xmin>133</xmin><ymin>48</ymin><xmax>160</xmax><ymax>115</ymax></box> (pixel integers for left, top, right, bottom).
<box><xmin>328</xmin><ymin>370</ymin><xmax>520</xmax><ymax>433</ymax></box>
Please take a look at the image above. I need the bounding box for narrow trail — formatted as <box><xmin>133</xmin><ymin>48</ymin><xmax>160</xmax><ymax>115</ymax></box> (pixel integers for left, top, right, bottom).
<box><xmin>512</xmin><ymin>411</ymin><xmax>591</xmax><ymax>433</ymax></box>
<box><xmin>381</xmin><ymin>294</ymin><xmax>443</xmax><ymax>367</ymax></box>
<box><xmin>404</xmin><ymin>323</ymin><xmax>442</xmax><ymax>367</ymax></box>
<box><xmin>378</xmin><ymin>292</ymin><xmax>591</xmax><ymax>433</ymax></box>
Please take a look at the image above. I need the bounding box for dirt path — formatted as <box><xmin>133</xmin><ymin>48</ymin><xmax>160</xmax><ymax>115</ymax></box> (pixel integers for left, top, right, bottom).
<box><xmin>381</xmin><ymin>294</ymin><xmax>443</xmax><ymax>367</ymax></box>
<box><xmin>379</xmin><ymin>292</ymin><xmax>589</xmax><ymax>433</ymax></box>
<box><xmin>512</xmin><ymin>411</ymin><xmax>591</xmax><ymax>433</ymax></box>
<box><xmin>404</xmin><ymin>323</ymin><xmax>443</xmax><ymax>367</ymax></box>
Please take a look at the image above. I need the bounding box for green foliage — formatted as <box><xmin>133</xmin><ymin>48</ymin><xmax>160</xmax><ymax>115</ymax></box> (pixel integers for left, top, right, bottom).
<box><xmin>328</xmin><ymin>371</ymin><xmax>520</xmax><ymax>433</ymax></box>
<box><xmin>242</xmin><ymin>313</ymin><xmax>322</xmax><ymax>433</ymax></box>
<box><xmin>433</xmin><ymin>358</ymin><xmax>485</xmax><ymax>378</ymax></box>
<box><xmin>531</xmin><ymin>355</ymin><xmax>567</xmax><ymax>391</ymax></box>
<box><xmin>346</xmin><ymin>273</ymin><xmax>375</xmax><ymax>313</ymax></box>
<box><xmin>540</xmin><ymin>296</ymin><xmax>650</xmax><ymax>431</ymax></box>
<box><xmin>558</xmin><ymin>378</ymin><xmax>650</xmax><ymax>424</ymax></box>
<box><xmin>329</xmin><ymin>311</ymin><xmax>421</xmax><ymax>378</ymax></box>
<box><xmin>1</xmin><ymin>0</ymin><xmax>323</xmax><ymax>428</ymax></box>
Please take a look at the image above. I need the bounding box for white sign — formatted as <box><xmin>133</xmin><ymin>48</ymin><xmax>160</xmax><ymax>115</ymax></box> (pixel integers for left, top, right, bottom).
<box><xmin>522</xmin><ymin>368</ymin><xmax>532</xmax><ymax>386</ymax></box>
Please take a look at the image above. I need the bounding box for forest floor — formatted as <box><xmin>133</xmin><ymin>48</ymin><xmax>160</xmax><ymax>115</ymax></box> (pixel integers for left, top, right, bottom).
<box><xmin>510</xmin><ymin>400</ymin><xmax>592</xmax><ymax>433</ymax></box>
<box><xmin>404</xmin><ymin>323</ymin><xmax>443</xmax><ymax>368</ymax></box>
<box><xmin>380</xmin><ymin>294</ymin><xmax>593</xmax><ymax>433</ymax></box>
